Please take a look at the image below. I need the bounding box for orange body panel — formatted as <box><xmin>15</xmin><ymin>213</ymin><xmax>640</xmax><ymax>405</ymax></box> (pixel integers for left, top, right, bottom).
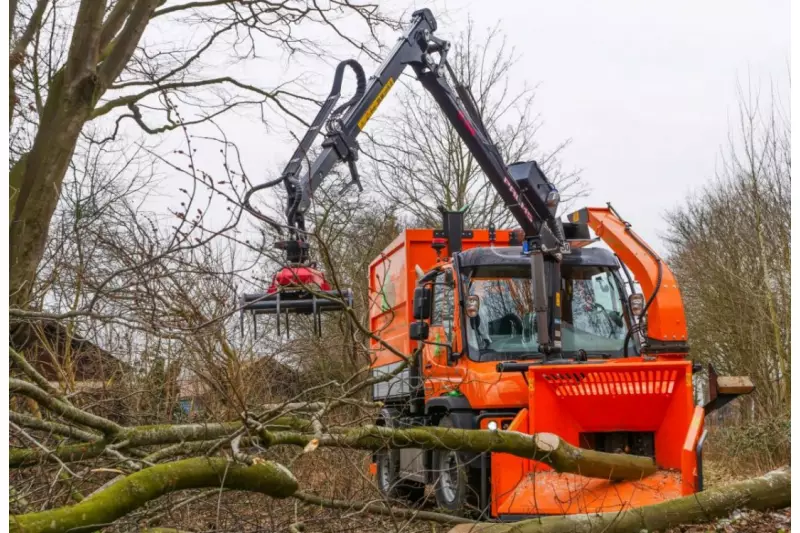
<box><xmin>497</xmin><ymin>470</ymin><xmax>683</xmax><ymax>515</ymax></box>
<box><xmin>489</xmin><ymin>360</ymin><xmax>696</xmax><ymax>515</ymax></box>
<box><xmin>527</xmin><ymin>360</ymin><xmax>694</xmax><ymax>469</ymax></box>
<box><xmin>681</xmin><ymin>405</ymin><xmax>705</xmax><ymax>494</ymax></box>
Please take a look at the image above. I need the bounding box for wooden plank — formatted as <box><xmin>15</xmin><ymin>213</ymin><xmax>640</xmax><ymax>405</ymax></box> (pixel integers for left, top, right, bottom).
<box><xmin>716</xmin><ymin>376</ymin><xmax>754</xmax><ymax>395</ymax></box>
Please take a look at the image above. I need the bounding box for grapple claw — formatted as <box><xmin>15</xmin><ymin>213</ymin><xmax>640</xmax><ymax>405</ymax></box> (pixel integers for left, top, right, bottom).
<box><xmin>240</xmin><ymin>265</ymin><xmax>353</xmax><ymax>338</ymax></box>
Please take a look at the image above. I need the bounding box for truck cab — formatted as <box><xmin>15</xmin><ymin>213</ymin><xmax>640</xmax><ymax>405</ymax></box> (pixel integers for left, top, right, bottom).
<box><xmin>368</xmin><ymin>212</ymin><xmax>704</xmax><ymax>518</ymax></box>
<box><xmin>429</xmin><ymin>245</ymin><xmax>632</xmax><ymax>361</ymax></box>
<box><xmin>413</xmin><ymin>245</ymin><xmax>637</xmax><ymax>407</ymax></box>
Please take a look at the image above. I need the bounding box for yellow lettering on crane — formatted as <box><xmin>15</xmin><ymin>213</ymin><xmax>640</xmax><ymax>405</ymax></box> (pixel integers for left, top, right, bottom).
<box><xmin>358</xmin><ymin>77</ymin><xmax>395</xmax><ymax>130</ymax></box>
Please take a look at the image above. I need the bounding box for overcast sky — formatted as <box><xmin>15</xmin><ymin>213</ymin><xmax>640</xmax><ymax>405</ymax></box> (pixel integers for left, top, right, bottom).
<box><xmin>146</xmin><ymin>0</ymin><xmax>789</xmax><ymax>259</ymax></box>
<box><xmin>414</xmin><ymin>0</ymin><xmax>790</xmax><ymax>252</ymax></box>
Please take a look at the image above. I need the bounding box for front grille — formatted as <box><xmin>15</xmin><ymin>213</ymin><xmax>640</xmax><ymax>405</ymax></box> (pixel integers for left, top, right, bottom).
<box><xmin>541</xmin><ymin>369</ymin><xmax>680</xmax><ymax>397</ymax></box>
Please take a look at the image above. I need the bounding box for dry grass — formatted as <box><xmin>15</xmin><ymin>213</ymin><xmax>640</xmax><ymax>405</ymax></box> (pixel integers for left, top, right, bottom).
<box><xmin>704</xmin><ymin>411</ymin><xmax>790</xmax><ymax>480</ymax></box>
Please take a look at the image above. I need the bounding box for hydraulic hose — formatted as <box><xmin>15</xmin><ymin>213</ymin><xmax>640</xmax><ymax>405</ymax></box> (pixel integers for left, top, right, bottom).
<box><xmin>329</xmin><ymin>59</ymin><xmax>367</xmax><ymax>119</ymax></box>
<box><xmin>242</xmin><ymin>59</ymin><xmax>366</xmax><ymax>234</ymax></box>
<box><xmin>547</xmin><ymin>217</ymin><xmax>566</xmax><ymax>246</ymax></box>
<box><xmin>242</xmin><ymin>175</ymin><xmax>289</xmax><ymax>233</ymax></box>
<box><xmin>284</xmin><ymin>59</ymin><xmax>366</xmax><ymax>228</ymax></box>
<box><xmin>622</xmin><ymin>217</ymin><xmax>663</xmax><ymax>357</ymax></box>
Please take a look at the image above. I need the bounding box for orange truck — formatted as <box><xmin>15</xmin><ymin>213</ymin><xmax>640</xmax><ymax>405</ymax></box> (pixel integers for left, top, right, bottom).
<box><xmin>367</xmin><ymin>205</ymin><xmax>749</xmax><ymax>518</ymax></box>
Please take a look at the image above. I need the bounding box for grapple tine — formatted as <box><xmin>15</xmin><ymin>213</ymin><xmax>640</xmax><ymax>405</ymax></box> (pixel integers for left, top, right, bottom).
<box><xmin>239</xmin><ymin>265</ymin><xmax>350</xmax><ymax>339</ymax></box>
<box><xmin>276</xmin><ymin>292</ymin><xmax>281</xmax><ymax>337</ymax></box>
<box><xmin>312</xmin><ymin>294</ymin><xmax>318</xmax><ymax>336</ymax></box>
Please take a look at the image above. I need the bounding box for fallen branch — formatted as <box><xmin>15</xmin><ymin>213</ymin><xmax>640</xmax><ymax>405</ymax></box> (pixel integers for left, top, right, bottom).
<box><xmin>447</xmin><ymin>466</ymin><xmax>791</xmax><ymax>533</ymax></box>
<box><xmin>9</xmin><ymin>457</ymin><xmax>298</xmax><ymax>533</ymax></box>
<box><xmin>9</xmin><ymin>348</ymin><xmax>66</xmax><ymax>401</ymax></box>
<box><xmin>9</xmin><ymin>378</ymin><xmax>123</xmax><ymax>435</ymax></box>
<box><xmin>10</xmin><ymin>411</ymin><xmax>100</xmax><ymax>442</ymax></box>
<box><xmin>267</xmin><ymin>425</ymin><xmax>657</xmax><ymax>481</ymax></box>
<box><xmin>12</xmin><ymin>420</ymin><xmax>656</xmax><ymax>482</ymax></box>
<box><xmin>9</xmin><ymin>417</ymin><xmax>311</xmax><ymax>467</ymax></box>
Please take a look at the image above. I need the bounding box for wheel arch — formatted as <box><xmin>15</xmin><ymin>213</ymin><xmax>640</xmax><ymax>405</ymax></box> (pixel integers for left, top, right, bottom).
<box><xmin>425</xmin><ymin>395</ymin><xmax>475</xmax><ymax>429</ymax></box>
<box><xmin>424</xmin><ymin>396</ymin><xmax>476</xmax><ymax>484</ymax></box>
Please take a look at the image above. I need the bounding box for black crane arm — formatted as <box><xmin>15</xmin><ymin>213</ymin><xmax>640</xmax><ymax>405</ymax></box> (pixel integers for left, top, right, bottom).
<box><xmin>243</xmin><ymin>9</ymin><xmax>566</xmax><ymax>353</ymax></box>
<box><xmin>244</xmin><ymin>8</ymin><xmax>566</xmax><ymax>257</ymax></box>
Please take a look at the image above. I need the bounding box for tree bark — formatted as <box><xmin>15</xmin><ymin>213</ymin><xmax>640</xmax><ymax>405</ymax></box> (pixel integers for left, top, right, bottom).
<box><xmin>10</xmin><ymin>411</ymin><xmax>656</xmax><ymax>482</ymax></box>
<box><xmin>447</xmin><ymin>467</ymin><xmax>790</xmax><ymax>533</ymax></box>
<box><xmin>9</xmin><ymin>457</ymin><xmax>298</xmax><ymax>533</ymax></box>
<box><xmin>299</xmin><ymin>425</ymin><xmax>658</xmax><ymax>482</ymax></box>
<box><xmin>9</xmin><ymin>0</ymin><xmax>159</xmax><ymax>310</ymax></box>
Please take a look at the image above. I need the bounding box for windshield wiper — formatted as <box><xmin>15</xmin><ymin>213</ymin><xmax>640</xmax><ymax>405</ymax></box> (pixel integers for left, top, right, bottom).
<box><xmin>515</xmin><ymin>353</ymin><xmax>544</xmax><ymax>360</ymax></box>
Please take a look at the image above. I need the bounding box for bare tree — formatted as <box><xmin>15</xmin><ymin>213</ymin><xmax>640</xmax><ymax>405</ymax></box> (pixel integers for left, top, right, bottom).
<box><xmin>665</xmin><ymin>80</ymin><xmax>790</xmax><ymax>422</ymax></box>
<box><xmin>362</xmin><ymin>20</ymin><xmax>585</xmax><ymax>228</ymax></box>
<box><xmin>8</xmin><ymin>0</ymin><xmax>395</xmax><ymax>311</ymax></box>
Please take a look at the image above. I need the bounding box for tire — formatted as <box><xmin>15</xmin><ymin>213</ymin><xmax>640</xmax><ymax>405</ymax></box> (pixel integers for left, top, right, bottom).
<box><xmin>375</xmin><ymin>447</ymin><xmax>426</xmax><ymax>505</ymax></box>
<box><xmin>432</xmin><ymin>414</ymin><xmax>483</xmax><ymax>515</ymax></box>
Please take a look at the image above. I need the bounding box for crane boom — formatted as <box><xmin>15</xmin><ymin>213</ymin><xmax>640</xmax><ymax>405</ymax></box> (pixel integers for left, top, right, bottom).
<box><xmin>245</xmin><ymin>8</ymin><xmax>566</xmax><ymax>252</ymax></box>
<box><xmin>243</xmin><ymin>8</ymin><xmax>568</xmax><ymax>351</ymax></box>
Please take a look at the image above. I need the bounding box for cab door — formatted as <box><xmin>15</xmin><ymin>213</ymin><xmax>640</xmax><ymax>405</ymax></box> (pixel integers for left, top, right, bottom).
<box><xmin>421</xmin><ymin>268</ymin><xmax>465</xmax><ymax>398</ymax></box>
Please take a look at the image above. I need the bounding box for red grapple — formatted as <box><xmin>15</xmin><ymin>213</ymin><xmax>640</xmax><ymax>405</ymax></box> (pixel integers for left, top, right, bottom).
<box><xmin>240</xmin><ymin>264</ymin><xmax>353</xmax><ymax>338</ymax></box>
<box><xmin>267</xmin><ymin>266</ymin><xmax>332</xmax><ymax>294</ymax></box>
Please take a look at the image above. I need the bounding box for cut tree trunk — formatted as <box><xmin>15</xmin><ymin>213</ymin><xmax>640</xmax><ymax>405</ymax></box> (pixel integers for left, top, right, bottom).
<box><xmin>447</xmin><ymin>466</ymin><xmax>790</xmax><ymax>533</ymax></box>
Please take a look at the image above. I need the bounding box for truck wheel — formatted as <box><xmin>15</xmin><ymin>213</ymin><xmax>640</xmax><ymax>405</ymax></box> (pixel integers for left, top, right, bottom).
<box><xmin>375</xmin><ymin>448</ymin><xmax>426</xmax><ymax>505</ymax></box>
<box><xmin>433</xmin><ymin>414</ymin><xmax>481</xmax><ymax>515</ymax></box>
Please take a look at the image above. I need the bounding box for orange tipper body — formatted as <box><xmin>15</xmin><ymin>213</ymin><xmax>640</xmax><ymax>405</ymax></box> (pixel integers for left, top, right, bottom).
<box><xmin>367</xmin><ymin>209</ymin><xmax>705</xmax><ymax>519</ymax></box>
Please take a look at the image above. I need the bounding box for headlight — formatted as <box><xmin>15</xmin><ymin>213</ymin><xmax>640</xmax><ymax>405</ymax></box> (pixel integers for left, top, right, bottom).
<box><xmin>487</xmin><ymin>421</ymin><xmax>498</xmax><ymax>431</ymax></box>
<box><xmin>545</xmin><ymin>189</ymin><xmax>560</xmax><ymax>209</ymax></box>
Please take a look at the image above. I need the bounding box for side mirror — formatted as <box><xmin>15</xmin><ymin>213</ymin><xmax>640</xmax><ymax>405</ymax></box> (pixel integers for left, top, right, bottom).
<box><xmin>413</xmin><ymin>286</ymin><xmax>432</xmax><ymax>320</ymax></box>
<box><xmin>410</xmin><ymin>320</ymin><xmax>429</xmax><ymax>341</ymax></box>
<box><xmin>448</xmin><ymin>350</ymin><xmax>461</xmax><ymax>365</ymax></box>
<box><xmin>629</xmin><ymin>293</ymin><xmax>645</xmax><ymax>317</ymax></box>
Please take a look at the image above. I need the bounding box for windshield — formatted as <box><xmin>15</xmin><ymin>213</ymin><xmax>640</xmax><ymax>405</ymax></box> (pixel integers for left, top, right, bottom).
<box><xmin>464</xmin><ymin>264</ymin><xmax>628</xmax><ymax>361</ymax></box>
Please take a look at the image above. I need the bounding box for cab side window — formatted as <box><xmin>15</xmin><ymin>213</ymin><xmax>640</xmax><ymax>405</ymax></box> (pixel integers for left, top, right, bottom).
<box><xmin>431</xmin><ymin>271</ymin><xmax>455</xmax><ymax>341</ymax></box>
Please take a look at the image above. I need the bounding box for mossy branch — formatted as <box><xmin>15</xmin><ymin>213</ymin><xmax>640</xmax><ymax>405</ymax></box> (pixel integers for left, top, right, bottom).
<box><xmin>10</xmin><ymin>411</ymin><xmax>100</xmax><ymax>442</ymax></box>
<box><xmin>9</xmin><ymin>348</ymin><xmax>66</xmax><ymax>401</ymax></box>
<box><xmin>10</xmin><ymin>415</ymin><xmax>654</xmax><ymax>481</ymax></box>
<box><xmin>10</xmin><ymin>417</ymin><xmax>310</xmax><ymax>468</ymax></box>
<box><xmin>269</xmin><ymin>425</ymin><xmax>657</xmax><ymax>481</ymax></box>
<box><xmin>9</xmin><ymin>457</ymin><xmax>298</xmax><ymax>533</ymax></box>
<box><xmin>9</xmin><ymin>378</ymin><xmax>122</xmax><ymax>435</ymax></box>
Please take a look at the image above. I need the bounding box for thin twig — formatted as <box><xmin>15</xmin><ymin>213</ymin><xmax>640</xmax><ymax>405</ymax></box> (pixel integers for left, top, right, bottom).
<box><xmin>10</xmin><ymin>421</ymin><xmax>81</xmax><ymax>478</ymax></box>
